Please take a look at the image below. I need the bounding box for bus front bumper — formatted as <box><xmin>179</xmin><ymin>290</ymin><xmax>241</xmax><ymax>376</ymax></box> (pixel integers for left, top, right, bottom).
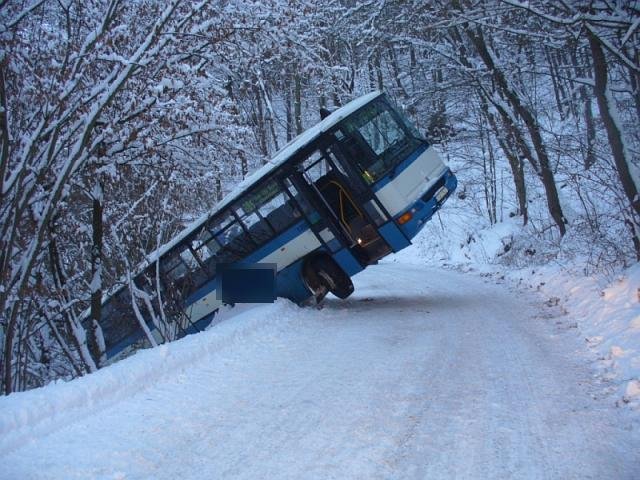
<box><xmin>396</xmin><ymin>169</ymin><xmax>457</xmax><ymax>240</ymax></box>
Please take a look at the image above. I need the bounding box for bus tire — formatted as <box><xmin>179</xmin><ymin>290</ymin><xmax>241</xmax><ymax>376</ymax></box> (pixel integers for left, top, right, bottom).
<box><xmin>301</xmin><ymin>257</ymin><xmax>328</xmax><ymax>304</ymax></box>
<box><xmin>310</xmin><ymin>256</ymin><xmax>354</xmax><ymax>300</ymax></box>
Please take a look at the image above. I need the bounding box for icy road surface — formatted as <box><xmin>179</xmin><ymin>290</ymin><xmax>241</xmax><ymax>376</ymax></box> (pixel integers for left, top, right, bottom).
<box><xmin>1</xmin><ymin>263</ymin><xmax>638</xmax><ymax>479</ymax></box>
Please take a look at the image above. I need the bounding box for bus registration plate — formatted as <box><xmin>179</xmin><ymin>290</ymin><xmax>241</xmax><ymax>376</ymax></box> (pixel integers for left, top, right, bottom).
<box><xmin>435</xmin><ymin>186</ymin><xmax>448</xmax><ymax>202</ymax></box>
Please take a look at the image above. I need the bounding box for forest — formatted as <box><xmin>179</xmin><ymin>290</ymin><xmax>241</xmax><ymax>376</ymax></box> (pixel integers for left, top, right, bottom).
<box><xmin>0</xmin><ymin>0</ymin><xmax>638</xmax><ymax>394</ymax></box>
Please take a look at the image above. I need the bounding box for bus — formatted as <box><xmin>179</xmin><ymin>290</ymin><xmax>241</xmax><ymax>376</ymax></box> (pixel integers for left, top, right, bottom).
<box><xmin>91</xmin><ymin>91</ymin><xmax>457</xmax><ymax>363</ymax></box>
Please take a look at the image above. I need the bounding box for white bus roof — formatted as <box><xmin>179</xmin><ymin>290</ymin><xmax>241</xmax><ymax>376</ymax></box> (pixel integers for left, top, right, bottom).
<box><xmin>145</xmin><ymin>90</ymin><xmax>383</xmax><ymax>264</ymax></box>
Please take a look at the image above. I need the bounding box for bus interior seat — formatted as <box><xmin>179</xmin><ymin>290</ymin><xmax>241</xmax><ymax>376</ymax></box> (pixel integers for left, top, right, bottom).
<box><xmin>265</xmin><ymin>202</ymin><xmax>297</xmax><ymax>232</ymax></box>
<box><xmin>247</xmin><ymin>220</ymin><xmax>272</xmax><ymax>245</ymax></box>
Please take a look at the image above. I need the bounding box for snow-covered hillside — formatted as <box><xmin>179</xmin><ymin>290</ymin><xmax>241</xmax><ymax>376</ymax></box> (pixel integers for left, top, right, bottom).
<box><xmin>1</xmin><ymin>262</ymin><xmax>638</xmax><ymax>479</ymax></box>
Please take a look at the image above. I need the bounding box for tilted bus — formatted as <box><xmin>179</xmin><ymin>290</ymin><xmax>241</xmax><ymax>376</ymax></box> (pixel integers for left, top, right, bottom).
<box><xmin>91</xmin><ymin>91</ymin><xmax>458</xmax><ymax>363</ymax></box>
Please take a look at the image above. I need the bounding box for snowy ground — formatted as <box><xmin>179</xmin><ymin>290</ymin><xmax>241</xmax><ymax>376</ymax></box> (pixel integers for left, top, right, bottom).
<box><xmin>1</xmin><ymin>262</ymin><xmax>638</xmax><ymax>479</ymax></box>
<box><xmin>406</xmin><ymin>214</ymin><xmax>640</xmax><ymax>412</ymax></box>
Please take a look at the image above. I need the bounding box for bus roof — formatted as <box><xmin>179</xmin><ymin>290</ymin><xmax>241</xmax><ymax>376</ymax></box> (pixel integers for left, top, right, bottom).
<box><xmin>144</xmin><ymin>90</ymin><xmax>383</xmax><ymax>266</ymax></box>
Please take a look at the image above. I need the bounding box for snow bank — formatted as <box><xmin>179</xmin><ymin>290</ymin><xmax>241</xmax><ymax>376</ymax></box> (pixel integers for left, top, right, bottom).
<box><xmin>0</xmin><ymin>299</ymin><xmax>301</xmax><ymax>454</ymax></box>
<box><xmin>510</xmin><ymin>263</ymin><xmax>640</xmax><ymax>409</ymax></box>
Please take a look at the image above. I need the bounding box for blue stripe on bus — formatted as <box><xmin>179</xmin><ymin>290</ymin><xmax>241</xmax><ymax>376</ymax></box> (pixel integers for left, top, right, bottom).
<box><xmin>181</xmin><ymin>309</ymin><xmax>219</xmax><ymax>335</ymax></box>
<box><xmin>105</xmin><ymin>328</ymin><xmax>147</xmax><ymax>359</ymax></box>
<box><xmin>371</xmin><ymin>143</ymin><xmax>430</xmax><ymax>192</ymax></box>
<box><xmin>186</xmin><ymin>218</ymin><xmax>309</xmax><ymax>305</ymax></box>
<box><xmin>244</xmin><ymin>219</ymin><xmax>309</xmax><ymax>264</ymax></box>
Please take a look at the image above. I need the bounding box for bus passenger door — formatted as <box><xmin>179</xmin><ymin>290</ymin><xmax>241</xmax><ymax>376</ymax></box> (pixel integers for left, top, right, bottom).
<box><xmin>293</xmin><ymin>150</ymin><xmax>392</xmax><ymax>266</ymax></box>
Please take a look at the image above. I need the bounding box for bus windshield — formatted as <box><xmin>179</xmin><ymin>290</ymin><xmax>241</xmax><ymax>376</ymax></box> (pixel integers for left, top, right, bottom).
<box><xmin>337</xmin><ymin>97</ymin><xmax>424</xmax><ymax>184</ymax></box>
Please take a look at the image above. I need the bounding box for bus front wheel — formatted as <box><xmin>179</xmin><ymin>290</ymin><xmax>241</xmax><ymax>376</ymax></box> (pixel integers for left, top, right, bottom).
<box><xmin>303</xmin><ymin>255</ymin><xmax>354</xmax><ymax>301</ymax></box>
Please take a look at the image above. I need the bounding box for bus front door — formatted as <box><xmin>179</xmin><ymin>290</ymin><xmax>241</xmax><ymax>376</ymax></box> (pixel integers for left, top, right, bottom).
<box><xmin>295</xmin><ymin>151</ymin><xmax>392</xmax><ymax>266</ymax></box>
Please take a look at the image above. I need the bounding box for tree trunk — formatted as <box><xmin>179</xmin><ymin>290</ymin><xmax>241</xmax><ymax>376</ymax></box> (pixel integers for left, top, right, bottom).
<box><xmin>388</xmin><ymin>44</ymin><xmax>408</xmax><ymax>98</ymax></box>
<box><xmin>47</xmin><ymin>231</ymin><xmax>97</xmax><ymax>375</ymax></box>
<box><xmin>481</xmin><ymin>95</ymin><xmax>528</xmax><ymax>224</ymax></box>
<box><xmin>589</xmin><ymin>31</ymin><xmax>640</xmax><ymax>259</ymax></box>
<box><xmin>588</xmin><ymin>31</ymin><xmax>640</xmax><ymax>218</ymax></box>
<box><xmin>285</xmin><ymin>81</ymin><xmax>293</xmax><ymax>141</ymax></box>
<box><xmin>468</xmin><ymin>27</ymin><xmax>566</xmax><ymax>236</ymax></box>
<box><xmin>626</xmin><ymin>47</ymin><xmax>640</xmax><ymax>123</ymax></box>
<box><xmin>448</xmin><ymin>23</ymin><xmax>529</xmax><ymax>225</ymax></box>
<box><xmin>253</xmin><ymin>84</ymin><xmax>268</xmax><ymax>157</ymax></box>
<box><xmin>88</xmin><ymin>181</ymin><xmax>106</xmax><ymax>367</ymax></box>
<box><xmin>374</xmin><ymin>52</ymin><xmax>384</xmax><ymax>91</ymax></box>
<box><xmin>294</xmin><ymin>74</ymin><xmax>303</xmax><ymax>135</ymax></box>
<box><xmin>583</xmin><ymin>93</ymin><xmax>596</xmax><ymax>170</ymax></box>
<box><xmin>544</xmin><ymin>45</ymin><xmax>565</xmax><ymax>119</ymax></box>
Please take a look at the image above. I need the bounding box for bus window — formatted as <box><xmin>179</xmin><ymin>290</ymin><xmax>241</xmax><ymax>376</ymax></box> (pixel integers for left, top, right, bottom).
<box><xmin>192</xmin><ymin>227</ymin><xmax>218</xmax><ymax>264</ymax></box>
<box><xmin>205</xmin><ymin>237</ymin><xmax>221</xmax><ymax>256</ymax></box>
<box><xmin>241</xmin><ymin>180</ymin><xmax>280</xmax><ymax>213</ymax></box>
<box><xmin>231</xmin><ymin>179</ymin><xmax>305</xmax><ymax>245</ymax></box>
<box><xmin>339</xmin><ymin>98</ymin><xmax>422</xmax><ymax>183</ymax></box>
<box><xmin>214</xmin><ymin>217</ymin><xmax>255</xmax><ymax>262</ymax></box>
<box><xmin>239</xmin><ymin>210</ymin><xmax>261</xmax><ymax>230</ymax></box>
<box><xmin>163</xmin><ymin>252</ymin><xmax>188</xmax><ymax>281</ymax></box>
<box><xmin>180</xmin><ymin>248</ymin><xmax>199</xmax><ymax>270</ymax></box>
<box><xmin>216</xmin><ymin>221</ymin><xmax>243</xmax><ymax>247</ymax></box>
<box><xmin>207</xmin><ymin>212</ymin><xmax>233</xmax><ymax>237</ymax></box>
<box><xmin>358</xmin><ymin>109</ymin><xmax>404</xmax><ymax>156</ymax></box>
<box><xmin>100</xmin><ymin>287</ymin><xmax>140</xmax><ymax>351</ymax></box>
<box><xmin>301</xmin><ymin>150</ymin><xmax>328</xmax><ymax>183</ymax></box>
<box><xmin>283</xmin><ymin>179</ymin><xmax>315</xmax><ymax>218</ymax></box>
<box><xmin>239</xmin><ymin>209</ymin><xmax>273</xmax><ymax>246</ymax></box>
<box><xmin>258</xmin><ymin>185</ymin><xmax>301</xmax><ymax>233</ymax></box>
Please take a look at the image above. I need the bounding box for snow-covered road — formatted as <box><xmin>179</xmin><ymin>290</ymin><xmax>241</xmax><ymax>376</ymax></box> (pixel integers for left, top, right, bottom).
<box><xmin>1</xmin><ymin>263</ymin><xmax>638</xmax><ymax>479</ymax></box>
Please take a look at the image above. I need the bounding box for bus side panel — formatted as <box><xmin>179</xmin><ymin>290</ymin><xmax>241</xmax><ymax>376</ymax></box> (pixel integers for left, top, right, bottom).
<box><xmin>185</xmin><ymin>288</ymin><xmax>223</xmax><ymax>326</ymax></box>
<box><xmin>332</xmin><ymin>248</ymin><xmax>364</xmax><ymax>277</ymax></box>
<box><xmin>183</xmin><ymin>220</ymin><xmax>316</xmax><ymax>317</ymax></box>
<box><xmin>275</xmin><ymin>257</ymin><xmax>313</xmax><ymax>304</ymax></box>
<box><xmin>378</xmin><ymin>221</ymin><xmax>412</xmax><ymax>251</ymax></box>
<box><xmin>184</xmin><ymin>222</ymin><xmax>324</xmax><ymax>313</ymax></box>
<box><xmin>255</xmin><ymin>224</ymin><xmax>321</xmax><ymax>269</ymax></box>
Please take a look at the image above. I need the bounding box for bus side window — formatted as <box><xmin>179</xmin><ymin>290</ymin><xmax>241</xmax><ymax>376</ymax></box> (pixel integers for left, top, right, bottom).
<box><xmin>180</xmin><ymin>248</ymin><xmax>199</xmax><ymax>270</ymax></box>
<box><xmin>207</xmin><ymin>212</ymin><xmax>233</xmax><ymax>239</ymax></box>
<box><xmin>301</xmin><ymin>150</ymin><xmax>328</xmax><ymax>183</ymax></box>
<box><xmin>237</xmin><ymin>209</ymin><xmax>273</xmax><ymax>246</ymax></box>
<box><xmin>163</xmin><ymin>252</ymin><xmax>188</xmax><ymax>282</ymax></box>
<box><xmin>100</xmin><ymin>287</ymin><xmax>139</xmax><ymax>350</ymax></box>
<box><xmin>283</xmin><ymin>179</ymin><xmax>313</xmax><ymax>217</ymax></box>
<box><xmin>192</xmin><ymin>227</ymin><xmax>217</xmax><ymax>263</ymax></box>
<box><xmin>258</xmin><ymin>187</ymin><xmax>301</xmax><ymax>233</ymax></box>
<box><xmin>216</xmin><ymin>222</ymin><xmax>242</xmax><ymax>247</ymax></box>
<box><xmin>215</xmin><ymin>220</ymin><xmax>254</xmax><ymax>261</ymax></box>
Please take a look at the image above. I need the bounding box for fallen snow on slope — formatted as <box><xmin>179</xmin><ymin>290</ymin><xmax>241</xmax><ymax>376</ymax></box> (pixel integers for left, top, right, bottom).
<box><xmin>1</xmin><ymin>263</ymin><xmax>638</xmax><ymax>479</ymax></box>
<box><xmin>508</xmin><ymin>263</ymin><xmax>640</xmax><ymax>409</ymax></box>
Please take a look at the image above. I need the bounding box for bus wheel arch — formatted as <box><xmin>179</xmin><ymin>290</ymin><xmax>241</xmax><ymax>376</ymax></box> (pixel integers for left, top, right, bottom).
<box><xmin>301</xmin><ymin>253</ymin><xmax>354</xmax><ymax>302</ymax></box>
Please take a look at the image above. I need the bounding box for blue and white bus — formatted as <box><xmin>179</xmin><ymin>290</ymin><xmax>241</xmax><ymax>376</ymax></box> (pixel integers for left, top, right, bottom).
<box><xmin>93</xmin><ymin>91</ymin><xmax>457</xmax><ymax>362</ymax></box>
